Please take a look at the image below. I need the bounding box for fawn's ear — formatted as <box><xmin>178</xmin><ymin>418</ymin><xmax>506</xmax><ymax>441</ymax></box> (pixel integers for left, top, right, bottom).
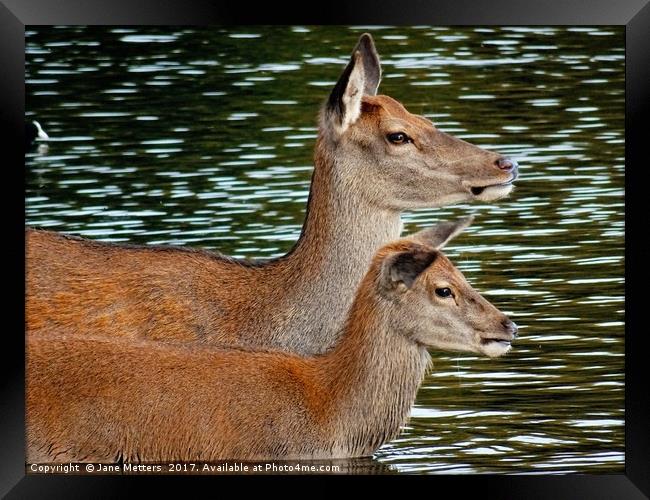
<box><xmin>325</xmin><ymin>33</ymin><xmax>381</xmax><ymax>134</ymax></box>
<box><xmin>409</xmin><ymin>216</ymin><xmax>474</xmax><ymax>250</ymax></box>
<box><xmin>381</xmin><ymin>249</ymin><xmax>438</xmax><ymax>291</ymax></box>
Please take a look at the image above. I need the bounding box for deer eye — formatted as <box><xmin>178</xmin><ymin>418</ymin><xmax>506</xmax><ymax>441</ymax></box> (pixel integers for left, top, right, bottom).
<box><xmin>435</xmin><ymin>287</ymin><xmax>453</xmax><ymax>298</ymax></box>
<box><xmin>387</xmin><ymin>132</ymin><xmax>411</xmax><ymax>144</ymax></box>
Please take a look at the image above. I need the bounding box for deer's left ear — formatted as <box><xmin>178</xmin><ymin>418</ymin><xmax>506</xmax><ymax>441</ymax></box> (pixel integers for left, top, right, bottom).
<box><xmin>325</xmin><ymin>33</ymin><xmax>381</xmax><ymax>135</ymax></box>
<box><xmin>380</xmin><ymin>248</ymin><xmax>438</xmax><ymax>291</ymax></box>
<box><xmin>354</xmin><ymin>33</ymin><xmax>381</xmax><ymax>96</ymax></box>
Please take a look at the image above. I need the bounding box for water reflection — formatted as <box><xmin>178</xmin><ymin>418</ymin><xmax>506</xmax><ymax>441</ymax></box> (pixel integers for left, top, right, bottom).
<box><xmin>26</xmin><ymin>26</ymin><xmax>624</xmax><ymax>474</ymax></box>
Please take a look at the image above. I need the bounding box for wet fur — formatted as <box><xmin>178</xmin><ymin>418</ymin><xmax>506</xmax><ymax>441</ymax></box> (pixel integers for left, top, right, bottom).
<box><xmin>27</xmin><ymin>241</ymin><xmax>439</xmax><ymax>462</ymax></box>
<box><xmin>27</xmin><ymin>225</ymin><xmax>514</xmax><ymax>463</ymax></box>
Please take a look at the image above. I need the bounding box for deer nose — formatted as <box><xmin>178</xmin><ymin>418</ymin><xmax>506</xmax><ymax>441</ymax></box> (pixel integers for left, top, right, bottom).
<box><xmin>495</xmin><ymin>157</ymin><xmax>518</xmax><ymax>173</ymax></box>
<box><xmin>502</xmin><ymin>318</ymin><xmax>518</xmax><ymax>337</ymax></box>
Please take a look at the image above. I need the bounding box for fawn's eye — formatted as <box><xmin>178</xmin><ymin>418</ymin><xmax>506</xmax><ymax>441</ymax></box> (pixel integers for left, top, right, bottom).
<box><xmin>387</xmin><ymin>132</ymin><xmax>411</xmax><ymax>144</ymax></box>
<box><xmin>435</xmin><ymin>287</ymin><xmax>453</xmax><ymax>298</ymax></box>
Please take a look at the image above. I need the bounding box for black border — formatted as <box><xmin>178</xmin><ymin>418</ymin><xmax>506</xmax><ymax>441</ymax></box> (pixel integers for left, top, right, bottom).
<box><xmin>4</xmin><ymin>0</ymin><xmax>648</xmax><ymax>496</ymax></box>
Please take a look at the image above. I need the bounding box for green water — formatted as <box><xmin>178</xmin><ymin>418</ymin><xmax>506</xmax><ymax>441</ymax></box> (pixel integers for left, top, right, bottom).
<box><xmin>25</xmin><ymin>26</ymin><xmax>625</xmax><ymax>474</ymax></box>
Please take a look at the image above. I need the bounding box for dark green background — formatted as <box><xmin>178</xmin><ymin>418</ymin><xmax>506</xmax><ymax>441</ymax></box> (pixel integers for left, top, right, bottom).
<box><xmin>26</xmin><ymin>26</ymin><xmax>624</xmax><ymax>473</ymax></box>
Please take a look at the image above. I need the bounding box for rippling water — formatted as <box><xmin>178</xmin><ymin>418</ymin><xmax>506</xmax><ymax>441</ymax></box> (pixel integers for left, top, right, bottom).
<box><xmin>25</xmin><ymin>26</ymin><xmax>624</xmax><ymax>474</ymax></box>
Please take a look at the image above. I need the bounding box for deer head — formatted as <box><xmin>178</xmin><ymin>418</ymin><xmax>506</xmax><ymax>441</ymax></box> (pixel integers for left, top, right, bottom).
<box><xmin>321</xmin><ymin>34</ymin><xmax>518</xmax><ymax>210</ymax></box>
<box><xmin>377</xmin><ymin>217</ymin><xmax>517</xmax><ymax>358</ymax></box>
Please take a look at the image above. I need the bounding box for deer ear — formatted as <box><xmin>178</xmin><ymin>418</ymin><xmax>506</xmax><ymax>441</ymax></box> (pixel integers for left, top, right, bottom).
<box><xmin>325</xmin><ymin>33</ymin><xmax>382</xmax><ymax>134</ymax></box>
<box><xmin>381</xmin><ymin>249</ymin><xmax>438</xmax><ymax>291</ymax></box>
<box><xmin>409</xmin><ymin>216</ymin><xmax>474</xmax><ymax>250</ymax></box>
<box><xmin>354</xmin><ymin>33</ymin><xmax>381</xmax><ymax>95</ymax></box>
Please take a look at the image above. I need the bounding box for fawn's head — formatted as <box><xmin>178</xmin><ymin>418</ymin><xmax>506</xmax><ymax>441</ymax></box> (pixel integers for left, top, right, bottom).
<box><xmin>320</xmin><ymin>34</ymin><xmax>518</xmax><ymax>210</ymax></box>
<box><xmin>372</xmin><ymin>217</ymin><xmax>517</xmax><ymax>358</ymax></box>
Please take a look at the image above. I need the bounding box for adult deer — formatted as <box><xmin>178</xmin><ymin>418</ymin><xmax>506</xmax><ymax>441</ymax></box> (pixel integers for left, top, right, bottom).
<box><xmin>26</xmin><ymin>34</ymin><xmax>518</xmax><ymax>354</ymax></box>
<box><xmin>27</xmin><ymin>218</ymin><xmax>518</xmax><ymax>463</ymax></box>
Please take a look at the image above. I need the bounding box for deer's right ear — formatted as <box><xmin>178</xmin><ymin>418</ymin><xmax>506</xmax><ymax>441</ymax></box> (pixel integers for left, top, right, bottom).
<box><xmin>325</xmin><ymin>33</ymin><xmax>381</xmax><ymax>135</ymax></box>
<box><xmin>409</xmin><ymin>216</ymin><xmax>474</xmax><ymax>250</ymax></box>
<box><xmin>380</xmin><ymin>249</ymin><xmax>438</xmax><ymax>291</ymax></box>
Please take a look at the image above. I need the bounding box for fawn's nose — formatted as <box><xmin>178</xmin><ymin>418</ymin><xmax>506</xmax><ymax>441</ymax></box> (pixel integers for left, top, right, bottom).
<box><xmin>495</xmin><ymin>157</ymin><xmax>518</xmax><ymax>174</ymax></box>
<box><xmin>502</xmin><ymin>318</ymin><xmax>518</xmax><ymax>337</ymax></box>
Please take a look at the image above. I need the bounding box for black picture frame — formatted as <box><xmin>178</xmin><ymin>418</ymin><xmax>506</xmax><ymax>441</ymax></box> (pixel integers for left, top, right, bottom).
<box><xmin>3</xmin><ymin>0</ymin><xmax>648</xmax><ymax>496</ymax></box>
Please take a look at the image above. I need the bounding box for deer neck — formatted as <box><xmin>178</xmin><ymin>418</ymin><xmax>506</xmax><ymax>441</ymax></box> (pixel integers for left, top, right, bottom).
<box><xmin>320</xmin><ymin>289</ymin><xmax>431</xmax><ymax>457</ymax></box>
<box><xmin>272</xmin><ymin>136</ymin><xmax>402</xmax><ymax>353</ymax></box>
<box><xmin>289</xmin><ymin>137</ymin><xmax>402</xmax><ymax>272</ymax></box>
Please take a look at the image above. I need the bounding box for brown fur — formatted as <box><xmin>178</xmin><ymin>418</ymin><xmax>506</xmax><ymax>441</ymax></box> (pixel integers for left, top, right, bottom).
<box><xmin>27</xmin><ymin>220</ymin><xmax>516</xmax><ymax>463</ymax></box>
<box><xmin>26</xmin><ymin>34</ymin><xmax>517</xmax><ymax>355</ymax></box>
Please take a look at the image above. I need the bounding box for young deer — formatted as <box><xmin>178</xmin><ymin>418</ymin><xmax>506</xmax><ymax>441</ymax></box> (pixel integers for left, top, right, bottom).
<box><xmin>27</xmin><ymin>218</ymin><xmax>518</xmax><ymax>463</ymax></box>
<box><xmin>26</xmin><ymin>34</ymin><xmax>518</xmax><ymax>355</ymax></box>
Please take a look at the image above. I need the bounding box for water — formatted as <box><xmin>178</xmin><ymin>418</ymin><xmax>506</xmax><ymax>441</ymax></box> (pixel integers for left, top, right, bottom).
<box><xmin>25</xmin><ymin>26</ymin><xmax>625</xmax><ymax>474</ymax></box>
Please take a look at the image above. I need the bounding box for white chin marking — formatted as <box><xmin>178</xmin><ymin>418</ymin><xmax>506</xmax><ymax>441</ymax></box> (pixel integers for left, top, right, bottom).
<box><xmin>475</xmin><ymin>183</ymin><xmax>514</xmax><ymax>202</ymax></box>
<box><xmin>481</xmin><ymin>341</ymin><xmax>512</xmax><ymax>358</ymax></box>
